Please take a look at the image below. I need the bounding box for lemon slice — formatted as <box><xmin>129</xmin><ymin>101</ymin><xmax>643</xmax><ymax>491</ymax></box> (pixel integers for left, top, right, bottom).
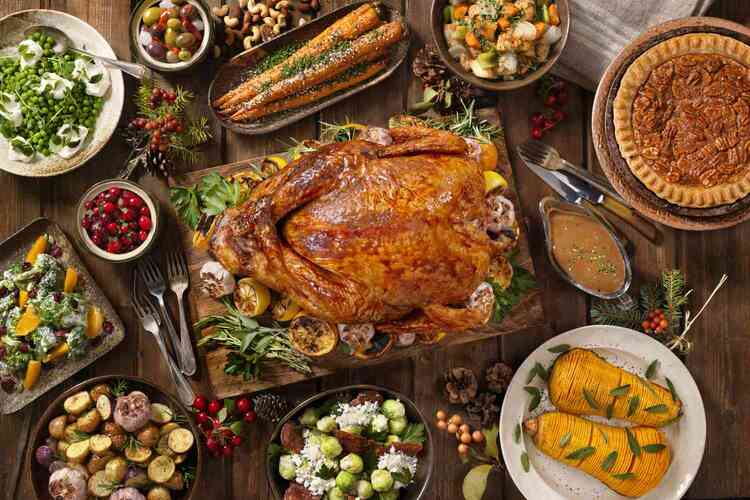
<box><xmin>484</xmin><ymin>170</ymin><xmax>508</xmax><ymax>193</ymax></box>
<box><xmin>272</xmin><ymin>295</ymin><xmax>301</xmax><ymax>322</ymax></box>
<box><xmin>265</xmin><ymin>155</ymin><xmax>288</xmax><ymax>169</ymax></box>
<box><xmin>234</xmin><ymin>278</ymin><xmax>271</xmax><ymax>317</ymax></box>
<box><xmin>289</xmin><ymin>316</ymin><xmax>338</xmax><ymax>356</ymax></box>
<box><xmin>488</xmin><ymin>255</ymin><xmax>514</xmax><ymax>290</ymax></box>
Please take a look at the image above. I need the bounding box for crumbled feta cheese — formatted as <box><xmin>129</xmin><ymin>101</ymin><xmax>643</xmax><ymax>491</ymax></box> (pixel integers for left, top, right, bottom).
<box><xmin>289</xmin><ymin>433</ymin><xmax>339</xmax><ymax>496</ymax></box>
<box><xmin>72</xmin><ymin>58</ymin><xmax>110</xmax><ymax>97</ymax></box>
<box><xmin>335</xmin><ymin>401</ymin><xmax>381</xmax><ymax>429</ymax></box>
<box><xmin>37</xmin><ymin>73</ymin><xmax>73</xmax><ymax>99</ymax></box>
<box><xmin>17</xmin><ymin>40</ymin><xmax>42</xmax><ymax>68</ymax></box>
<box><xmin>49</xmin><ymin>124</ymin><xmax>88</xmax><ymax>159</ymax></box>
<box><xmin>378</xmin><ymin>446</ymin><xmax>418</xmax><ymax>480</ymax></box>
<box><xmin>9</xmin><ymin>136</ymin><xmax>34</xmax><ymax>162</ymax></box>
<box><xmin>0</xmin><ymin>92</ymin><xmax>22</xmax><ymax>127</ymax></box>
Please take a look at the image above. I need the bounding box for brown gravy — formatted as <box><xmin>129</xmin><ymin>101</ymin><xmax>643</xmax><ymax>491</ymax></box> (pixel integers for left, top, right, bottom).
<box><xmin>549</xmin><ymin>209</ymin><xmax>625</xmax><ymax>294</ymax></box>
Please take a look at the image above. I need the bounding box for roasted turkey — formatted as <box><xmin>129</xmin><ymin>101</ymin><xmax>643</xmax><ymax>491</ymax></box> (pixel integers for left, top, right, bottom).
<box><xmin>211</xmin><ymin>126</ymin><xmax>511</xmax><ymax>333</ymax></box>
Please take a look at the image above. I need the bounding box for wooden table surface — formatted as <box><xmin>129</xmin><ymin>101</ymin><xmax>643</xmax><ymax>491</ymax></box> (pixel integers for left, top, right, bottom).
<box><xmin>1</xmin><ymin>1</ymin><xmax>749</xmax><ymax>499</ymax></box>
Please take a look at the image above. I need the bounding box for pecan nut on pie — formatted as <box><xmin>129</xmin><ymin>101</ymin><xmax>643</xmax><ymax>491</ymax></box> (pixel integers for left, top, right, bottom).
<box><xmin>613</xmin><ymin>34</ymin><xmax>750</xmax><ymax>208</ymax></box>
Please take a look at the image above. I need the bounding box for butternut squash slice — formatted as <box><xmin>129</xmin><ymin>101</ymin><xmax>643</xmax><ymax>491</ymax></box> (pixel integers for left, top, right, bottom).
<box><xmin>18</xmin><ymin>289</ymin><xmax>28</xmax><ymax>308</ymax></box>
<box><xmin>86</xmin><ymin>306</ymin><xmax>104</xmax><ymax>338</ymax></box>
<box><xmin>44</xmin><ymin>342</ymin><xmax>70</xmax><ymax>363</ymax></box>
<box><xmin>63</xmin><ymin>267</ymin><xmax>78</xmax><ymax>293</ymax></box>
<box><xmin>23</xmin><ymin>360</ymin><xmax>41</xmax><ymax>390</ymax></box>
<box><xmin>525</xmin><ymin>412</ymin><xmax>671</xmax><ymax>498</ymax></box>
<box><xmin>25</xmin><ymin>235</ymin><xmax>47</xmax><ymax>264</ymax></box>
<box><xmin>16</xmin><ymin>306</ymin><xmax>40</xmax><ymax>336</ymax></box>
<box><xmin>548</xmin><ymin>349</ymin><xmax>681</xmax><ymax>427</ymax></box>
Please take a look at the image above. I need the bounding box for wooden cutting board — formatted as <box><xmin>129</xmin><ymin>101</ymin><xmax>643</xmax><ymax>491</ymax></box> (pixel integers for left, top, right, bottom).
<box><xmin>171</xmin><ymin>110</ymin><xmax>544</xmax><ymax>398</ymax></box>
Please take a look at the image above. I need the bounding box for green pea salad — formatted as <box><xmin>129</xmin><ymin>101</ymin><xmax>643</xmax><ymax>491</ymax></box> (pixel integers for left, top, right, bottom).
<box><xmin>272</xmin><ymin>390</ymin><xmax>427</xmax><ymax>499</ymax></box>
<box><xmin>0</xmin><ymin>31</ymin><xmax>109</xmax><ymax>163</ymax></box>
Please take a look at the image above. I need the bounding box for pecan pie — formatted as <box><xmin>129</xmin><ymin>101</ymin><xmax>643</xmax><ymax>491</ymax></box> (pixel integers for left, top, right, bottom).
<box><xmin>613</xmin><ymin>34</ymin><xmax>750</xmax><ymax>207</ymax></box>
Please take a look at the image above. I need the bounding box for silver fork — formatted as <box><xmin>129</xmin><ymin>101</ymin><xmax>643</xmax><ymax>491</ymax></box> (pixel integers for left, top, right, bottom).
<box><xmin>166</xmin><ymin>249</ymin><xmax>196</xmax><ymax>377</ymax></box>
<box><xmin>132</xmin><ymin>282</ymin><xmax>195</xmax><ymax>405</ymax></box>
<box><xmin>137</xmin><ymin>254</ymin><xmax>197</xmax><ymax>376</ymax></box>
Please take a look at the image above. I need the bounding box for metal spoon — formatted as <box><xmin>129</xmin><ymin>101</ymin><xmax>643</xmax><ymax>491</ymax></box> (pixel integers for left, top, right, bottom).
<box><xmin>24</xmin><ymin>25</ymin><xmax>151</xmax><ymax>80</ymax></box>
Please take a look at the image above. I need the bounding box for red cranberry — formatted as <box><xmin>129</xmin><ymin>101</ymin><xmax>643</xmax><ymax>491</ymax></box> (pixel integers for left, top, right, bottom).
<box><xmin>530</xmin><ymin>112</ymin><xmax>545</xmax><ymax>128</ymax></box>
<box><xmin>91</xmin><ymin>233</ymin><xmax>103</xmax><ymax>246</ymax></box>
<box><xmin>193</xmin><ymin>395</ymin><xmax>208</xmax><ymax>411</ymax></box>
<box><xmin>208</xmin><ymin>399</ymin><xmax>222</xmax><ymax>415</ymax></box>
<box><xmin>127</xmin><ymin>196</ymin><xmax>143</xmax><ymax>209</ymax></box>
<box><xmin>106</xmin><ymin>222</ymin><xmax>119</xmax><ymax>236</ymax></box>
<box><xmin>103</xmin><ymin>321</ymin><xmax>113</xmax><ymax>334</ymax></box>
<box><xmin>19</xmin><ymin>343</ymin><xmax>29</xmax><ymax>353</ymax></box>
<box><xmin>138</xmin><ymin>216</ymin><xmax>152</xmax><ymax>231</ymax></box>
<box><xmin>531</xmin><ymin>127</ymin><xmax>543</xmax><ymax>140</ymax></box>
<box><xmin>553</xmin><ymin>109</ymin><xmax>567</xmax><ymax>122</ymax></box>
<box><xmin>543</xmin><ymin>117</ymin><xmax>556</xmax><ymax>131</ymax></box>
<box><xmin>108</xmin><ymin>187</ymin><xmax>122</xmax><ymax>197</ymax></box>
<box><xmin>119</xmin><ymin>235</ymin><xmax>132</xmax><ymax>248</ymax></box>
<box><xmin>206</xmin><ymin>437</ymin><xmax>219</xmax><ymax>453</ymax></box>
<box><xmin>121</xmin><ymin>207</ymin><xmax>135</xmax><ymax>222</ymax></box>
<box><xmin>53</xmin><ymin>292</ymin><xmax>62</xmax><ymax>303</ymax></box>
<box><xmin>221</xmin><ymin>445</ymin><xmax>233</xmax><ymax>457</ymax></box>
<box><xmin>196</xmin><ymin>412</ymin><xmax>209</xmax><ymax>425</ymax></box>
<box><xmin>129</xmin><ymin>222</ymin><xmax>139</xmax><ymax>232</ymax></box>
<box><xmin>544</xmin><ymin>94</ymin><xmax>558</xmax><ymax>108</ymax></box>
<box><xmin>103</xmin><ymin>202</ymin><xmax>117</xmax><ymax>215</ymax></box>
<box><xmin>140</xmin><ymin>206</ymin><xmax>150</xmax><ymax>216</ymax></box>
<box><xmin>106</xmin><ymin>240</ymin><xmax>122</xmax><ymax>254</ymax></box>
<box><xmin>230</xmin><ymin>435</ymin><xmax>242</xmax><ymax>447</ymax></box>
<box><xmin>138</xmin><ymin>230</ymin><xmax>149</xmax><ymax>242</ymax></box>
<box><xmin>236</xmin><ymin>398</ymin><xmax>251</xmax><ymax>414</ymax></box>
<box><xmin>212</xmin><ymin>419</ymin><xmax>222</xmax><ymax>429</ymax></box>
<box><xmin>556</xmin><ymin>89</ymin><xmax>569</xmax><ymax>106</ymax></box>
<box><xmin>243</xmin><ymin>410</ymin><xmax>256</xmax><ymax>423</ymax></box>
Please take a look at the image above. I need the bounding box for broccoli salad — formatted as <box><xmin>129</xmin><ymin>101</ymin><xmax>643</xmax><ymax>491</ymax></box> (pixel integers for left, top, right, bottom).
<box><xmin>275</xmin><ymin>390</ymin><xmax>426</xmax><ymax>500</ymax></box>
<box><xmin>0</xmin><ymin>234</ymin><xmax>111</xmax><ymax>394</ymax></box>
<box><xmin>0</xmin><ymin>31</ymin><xmax>109</xmax><ymax>163</ymax></box>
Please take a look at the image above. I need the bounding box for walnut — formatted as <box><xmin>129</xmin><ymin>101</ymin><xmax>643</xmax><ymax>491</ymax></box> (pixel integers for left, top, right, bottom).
<box><xmin>443</xmin><ymin>367</ymin><xmax>478</xmax><ymax>405</ymax></box>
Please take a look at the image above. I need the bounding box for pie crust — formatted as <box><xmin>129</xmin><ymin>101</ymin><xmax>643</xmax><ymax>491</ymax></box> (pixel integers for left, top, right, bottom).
<box><xmin>613</xmin><ymin>34</ymin><xmax>750</xmax><ymax>208</ymax></box>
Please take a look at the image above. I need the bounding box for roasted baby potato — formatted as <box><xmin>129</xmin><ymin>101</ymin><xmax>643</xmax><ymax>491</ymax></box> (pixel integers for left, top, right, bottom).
<box><xmin>147</xmin><ymin>486</ymin><xmax>172</xmax><ymax>500</ymax></box>
<box><xmin>124</xmin><ymin>443</ymin><xmax>153</xmax><ymax>464</ymax></box>
<box><xmin>159</xmin><ymin>422</ymin><xmax>180</xmax><ymax>436</ymax></box>
<box><xmin>162</xmin><ymin>470</ymin><xmax>185</xmax><ymax>491</ymax></box>
<box><xmin>64</xmin><ymin>391</ymin><xmax>93</xmax><ymax>416</ymax></box>
<box><xmin>104</xmin><ymin>456</ymin><xmax>128</xmax><ymax>483</ymax></box>
<box><xmin>89</xmin><ymin>384</ymin><xmax>111</xmax><ymax>402</ymax></box>
<box><xmin>86</xmin><ymin>451</ymin><xmax>114</xmax><ymax>475</ymax></box>
<box><xmin>76</xmin><ymin>409</ymin><xmax>102</xmax><ymax>434</ymax></box>
<box><xmin>150</xmin><ymin>403</ymin><xmax>174</xmax><ymax>424</ymax></box>
<box><xmin>88</xmin><ymin>470</ymin><xmax>115</xmax><ymax>497</ymax></box>
<box><xmin>167</xmin><ymin>428</ymin><xmax>194</xmax><ymax>454</ymax></box>
<box><xmin>66</xmin><ymin>439</ymin><xmax>91</xmax><ymax>464</ymax></box>
<box><xmin>137</xmin><ymin>424</ymin><xmax>161</xmax><ymax>448</ymax></box>
<box><xmin>96</xmin><ymin>394</ymin><xmax>112</xmax><ymax>421</ymax></box>
<box><xmin>48</xmin><ymin>415</ymin><xmax>68</xmax><ymax>440</ymax></box>
<box><xmin>156</xmin><ymin>435</ymin><xmax>176</xmax><ymax>459</ymax></box>
<box><xmin>89</xmin><ymin>434</ymin><xmax>112</xmax><ymax>454</ymax></box>
<box><xmin>148</xmin><ymin>455</ymin><xmax>176</xmax><ymax>483</ymax></box>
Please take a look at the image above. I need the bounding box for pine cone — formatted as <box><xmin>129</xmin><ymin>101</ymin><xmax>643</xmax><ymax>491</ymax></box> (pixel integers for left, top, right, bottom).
<box><xmin>145</xmin><ymin>150</ymin><xmax>174</xmax><ymax>177</ymax></box>
<box><xmin>412</xmin><ymin>44</ymin><xmax>448</xmax><ymax>87</ymax></box>
<box><xmin>252</xmin><ymin>392</ymin><xmax>290</xmax><ymax>423</ymax></box>
<box><xmin>443</xmin><ymin>367</ymin><xmax>478</xmax><ymax>405</ymax></box>
<box><xmin>486</xmin><ymin>362</ymin><xmax>515</xmax><ymax>394</ymax></box>
<box><xmin>466</xmin><ymin>392</ymin><xmax>500</xmax><ymax>427</ymax></box>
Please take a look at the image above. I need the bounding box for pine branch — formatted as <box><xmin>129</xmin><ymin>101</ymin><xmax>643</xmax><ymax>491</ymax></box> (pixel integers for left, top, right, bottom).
<box><xmin>661</xmin><ymin>270</ymin><xmax>688</xmax><ymax>335</ymax></box>
<box><xmin>590</xmin><ymin>300</ymin><xmax>643</xmax><ymax>329</ymax></box>
<box><xmin>639</xmin><ymin>283</ymin><xmax>663</xmax><ymax>313</ymax></box>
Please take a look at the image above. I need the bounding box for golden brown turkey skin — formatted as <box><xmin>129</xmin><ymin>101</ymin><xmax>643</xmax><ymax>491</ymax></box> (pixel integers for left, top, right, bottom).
<box><xmin>210</xmin><ymin>127</ymin><xmax>494</xmax><ymax>327</ymax></box>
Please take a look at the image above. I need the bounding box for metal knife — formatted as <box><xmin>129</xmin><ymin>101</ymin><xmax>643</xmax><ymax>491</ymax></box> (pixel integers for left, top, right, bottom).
<box><xmin>519</xmin><ymin>151</ymin><xmax>660</xmax><ymax>244</ymax></box>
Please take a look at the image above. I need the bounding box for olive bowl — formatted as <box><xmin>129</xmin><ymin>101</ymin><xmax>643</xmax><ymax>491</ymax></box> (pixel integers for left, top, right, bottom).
<box><xmin>27</xmin><ymin>375</ymin><xmax>203</xmax><ymax>500</ymax></box>
<box><xmin>266</xmin><ymin>384</ymin><xmax>434</xmax><ymax>500</ymax></box>
<box><xmin>430</xmin><ymin>0</ymin><xmax>570</xmax><ymax>91</ymax></box>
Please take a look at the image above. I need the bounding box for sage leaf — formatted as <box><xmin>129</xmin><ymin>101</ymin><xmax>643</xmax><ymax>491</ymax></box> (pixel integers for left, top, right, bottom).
<box><xmin>565</xmin><ymin>446</ymin><xmax>596</xmax><ymax>460</ymax></box>
<box><xmin>514</xmin><ymin>424</ymin><xmax>521</xmax><ymax>444</ymax></box>
<box><xmin>666</xmin><ymin>377</ymin><xmax>679</xmax><ymax>402</ymax></box>
<box><xmin>559</xmin><ymin>431</ymin><xmax>572</xmax><ymax>448</ymax></box>
<box><xmin>625</xmin><ymin>428</ymin><xmax>641</xmax><ymax>457</ymax></box>
<box><xmin>598</xmin><ymin>428</ymin><xmax>609</xmax><ymax>445</ymax></box>
<box><xmin>627</xmin><ymin>395</ymin><xmax>640</xmax><ymax>417</ymax></box>
<box><xmin>521</xmin><ymin>452</ymin><xmax>530</xmax><ymax>472</ymax></box>
<box><xmin>524</xmin><ymin>386</ymin><xmax>541</xmax><ymax>412</ymax></box>
<box><xmin>606</xmin><ymin>402</ymin><xmax>614</xmax><ymax>420</ymax></box>
<box><xmin>609</xmin><ymin>384</ymin><xmax>631</xmax><ymax>397</ymax></box>
<box><xmin>483</xmin><ymin>425</ymin><xmax>499</xmax><ymax>460</ymax></box>
<box><xmin>612</xmin><ymin>472</ymin><xmax>636</xmax><ymax>480</ymax></box>
<box><xmin>643</xmin><ymin>443</ymin><xmax>667</xmax><ymax>453</ymax></box>
<box><xmin>548</xmin><ymin>344</ymin><xmax>571</xmax><ymax>353</ymax></box>
<box><xmin>645</xmin><ymin>359</ymin><xmax>659</xmax><ymax>379</ymax></box>
<box><xmin>583</xmin><ymin>388</ymin><xmax>600</xmax><ymax>410</ymax></box>
<box><xmin>462</xmin><ymin>464</ymin><xmax>493</xmax><ymax>500</ymax></box>
<box><xmin>644</xmin><ymin>404</ymin><xmax>669</xmax><ymax>414</ymax></box>
<box><xmin>526</xmin><ymin>366</ymin><xmax>538</xmax><ymax>384</ymax></box>
<box><xmin>601</xmin><ymin>451</ymin><xmax>617</xmax><ymax>472</ymax></box>
<box><xmin>534</xmin><ymin>362</ymin><xmax>549</xmax><ymax>382</ymax></box>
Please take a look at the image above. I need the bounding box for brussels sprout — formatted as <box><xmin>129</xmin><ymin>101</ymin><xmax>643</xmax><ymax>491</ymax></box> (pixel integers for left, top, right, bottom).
<box><xmin>371</xmin><ymin>469</ymin><xmax>394</xmax><ymax>492</ymax></box>
<box><xmin>386</xmin><ymin>435</ymin><xmax>401</xmax><ymax>445</ymax></box>
<box><xmin>370</xmin><ymin>414</ymin><xmax>388</xmax><ymax>433</ymax></box>
<box><xmin>389</xmin><ymin>417</ymin><xmax>407</xmax><ymax>435</ymax></box>
<box><xmin>335</xmin><ymin>470</ymin><xmax>356</xmax><ymax>492</ymax></box>
<box><xmin>381</xmin><ymin>400</ymin><xmax>406</xmax><ymax>420</ymax></box>
<box><xmin>306</xmin><ymin>429</ymin><xmax>324</xmax><ymax>445</ymax></box>
<box><xmin>300</xmin><ymin>408</ymin><xmax>319</xmax><ymax>427</ymax></box>
<box><xmin>340</xmin><ymin>453</ymin><xmax>364</xmax><ymax>474</ymax></box>
<box><xmin>327</xmin><ymin>487</ymin><xmax>346</xmax><ymax>500</ymax></box>
<box><xmin>356</xmin><ymin>479</ymin><xmax>375</xmax><ymax>499</ymax></box>
<box><xmin>316</xmin><ymin>416</ymin><xmax>337</xmax><ymax>433</ymax></box>
<box><xmin>378</xmin><ymin>491</ymin><xmax>400</xmax><ymax>500</ymax></box>
<box><xmin>341</xmin><ymin>425</ymin><xmax>363</xmax><ymax>435</ymax></box>
<box><xmin>320</xmin><ymin>436</ymin><xmax>343</xmax><ymax>458</ymax></box>
<box><xmin>278</xmin><ymin>455</ymin><xmax>296</xmax><ymax>481</ymax></box>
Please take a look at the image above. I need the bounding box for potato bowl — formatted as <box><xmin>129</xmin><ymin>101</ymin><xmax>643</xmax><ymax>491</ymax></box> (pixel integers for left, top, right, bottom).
<box><xmin>430</xmin><ymin>0</ymin><xmax>570</xmax><ymax>91</ymax></box>
<box><xmin>266</xmin><ymin>384</ymin><xmax>434</xmax><ymax>500</ymax></box>
<box><xmin>27</xmin><ymin>375</ymin><xmax>203</xmax><ymax>500</ymax></box>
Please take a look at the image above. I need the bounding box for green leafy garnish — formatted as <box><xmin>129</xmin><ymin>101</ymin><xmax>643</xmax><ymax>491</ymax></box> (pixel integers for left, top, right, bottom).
<box><xmin>625</xmin><ymin>428</ymin><xmax>641</xmax><ymax>457</ymax></box>
<box><xmin>547</xmin><ymin>344</ymin><xmax>571</xmax><ymax>353</ymax></box>
<box><xmin>644</xmin><ymin>404</ymin><xmax>669</xmax><ymax>414</ymax></box>
<box><xmin>665</xmin><ymin>377</ymin><xmax>679</xmax><ymax>402</ymax></box>
<box><xmin>524</xmin><ymin>386</ymin><xmax>541</xmax><ymax>412</ymax></box>
<box><xmin>401</xmin><ymin>423</ymin><xmax>426</xmax><ymax>445</ymax></box>
<box><xmin>490</xmin><ymin>264</ymin><xmax>536</xmax><ymax>323</ymax></box>
<box><xmin>514</xmin><ymin>424</ymin><xmax>522</xmax><ymax>444</ymax></box>
<box><xmin>627</xmin><ymin>395</ymin><xmax>640</xmax><ymax>417</ymax></box>
<box><xmin>645</xmin><ymin>359</ymin><xmax>659</xmax><ymax>380</ymax></box>
<box><xmin>170</xmin><ymin>172</ymin><xmax>244</xmax><ymax>230</ymax></box>
<box><xmin>643</xmin><ymin>443</ymin><xmax>666</xmax><ymax>453</ymax></box>
<box><xmin>565</xmin><ymin>446</ymin><xmax>595</xmax><ymax>460</ymax></box>
<box><xmin>613</xmin><ymin>472</ymin><xmax>636</xmax><ymax>480</ymax></box>
<box><xmin>582</xmin><ymin>389</ymin><xmax>599</xmax><ymax>410</ymax></box>
<box><xmin>520</xmin><ymin>452</ymin><xmax>530</xmax><ymax>472</ymax></box>
<box><xmin>609</xmin><ymin>385</ymin><xmax>631</xmax><ymax>397</ymax></box>
<box><xmin>559</xmin><ymin>431</ymin><xmax>572</xmax><ymax>448</ymax></box>
<box><xmin>601</xmin><ymin>451</ymin><xmax>617</xmax><ymax>472</ymax></box>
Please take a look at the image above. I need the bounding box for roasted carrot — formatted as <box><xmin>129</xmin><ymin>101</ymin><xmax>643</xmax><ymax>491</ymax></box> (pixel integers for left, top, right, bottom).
<box><xmin>465</xmin><ymin>31</ymin><xmax>481</xmax><ymax>49</ymax></box>
<box><xmin>452</xmin><ymin>4</ymin><xmax>469</xmax><ymax>20</ymax></box>
<box><xmin>214</xmin><ymin>3</ymin><xmax>382</xmax><ymax>110</ymax></box>
<box><xmin>231</xmin><ymin>60</ymin><xmax>387</xmax><ymax>122</ymax></box>
<box><xmin>232</xmin><ymin>21</ymin><xmax>404</xmax><ymax>118</ymax></box>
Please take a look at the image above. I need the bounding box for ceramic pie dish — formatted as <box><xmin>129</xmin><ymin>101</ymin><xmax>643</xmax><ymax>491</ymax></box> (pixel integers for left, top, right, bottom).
<box><xmin>592</xmin><ymin>16</ymin><xmax>750</xmax><ymax>230</ymax></box>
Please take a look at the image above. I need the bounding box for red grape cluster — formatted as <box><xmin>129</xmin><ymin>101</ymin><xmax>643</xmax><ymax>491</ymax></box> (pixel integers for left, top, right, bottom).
<box><xmin>529</xmin><ymin>78</ymin><xmax>569</xmax><ymax>140</ymax></box>
<box><xmin>81</xmin><ymin>187</ymin><xmax>153</xmax><ymax>254</ymax></box>
<box><xmin>128</xmin><ymin>88</ymin><xmax>184</xmax><ymax>152</ymax></box>
<box><xmin>192</xmin><ymin>394</ymin><xmax>256</xmax><ymax>458</ymax></box>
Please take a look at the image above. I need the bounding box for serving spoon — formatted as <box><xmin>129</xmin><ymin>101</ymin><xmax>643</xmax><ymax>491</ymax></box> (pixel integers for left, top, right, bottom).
<box><xmin>23</xmin><ymin>25</ymin><xmax>151</xmax><ymax>80</ymax></box>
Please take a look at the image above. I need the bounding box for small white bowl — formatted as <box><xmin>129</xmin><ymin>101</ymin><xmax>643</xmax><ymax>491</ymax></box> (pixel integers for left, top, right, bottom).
<box><xmin>76</xmin><ymin>180</ymin><xmax>160</xmax><ymax>263</ymax></box>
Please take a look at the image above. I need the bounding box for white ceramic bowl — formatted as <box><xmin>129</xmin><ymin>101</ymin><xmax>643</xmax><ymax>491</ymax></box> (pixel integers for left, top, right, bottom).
<box><xmin>0</xmin><ymin>9</ymin><xmax>125</xmax><ymax>177</ymax></box>
<box><xmin>76</xmin><ymin>179</ymin><xmax>160</xmax><ymax>263</ymax></box>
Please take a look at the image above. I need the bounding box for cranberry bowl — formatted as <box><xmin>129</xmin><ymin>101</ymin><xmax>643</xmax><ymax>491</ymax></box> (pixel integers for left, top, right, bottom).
<box><xmin>76</xmin><ymin>180</ymin><xmax>160</xmax><ymax>263</ymax></box>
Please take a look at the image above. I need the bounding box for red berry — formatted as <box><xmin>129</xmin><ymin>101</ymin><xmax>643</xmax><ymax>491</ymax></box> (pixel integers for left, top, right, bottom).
<box><xmin>106</xmin><ymin>240</ymin><xmax>121</xmax><ymax>254</ymax></box>
<box><xmin>108</xmin><ymin>187</ymin><xmax>122</xmax><ymax>197</ymax></box>
<box><xmin>236</xmin><ymin>398</ymin><xmax>251</xmax><ymax>414</ymax></box>
<box><xmin>208</xmin><ymin>399</ymin><xmax>222</xmax><ymax>415</ymax></box>
<box><xmin>91</xmin><ymin>233</ymin><xmax>102</xmax><ymax>245</ymax></box>
<box><xmin>139</xmin><ymin>216</ymin><xmax>152</xmax><ymax>231</ymax></box>
<box><xmin>119</xmin><ymin>235</ymin><xmax>132</xmax><ymax>248</ymax></box>
<box><xmin>530</xmin><ymin>112</ymin><xmax>545</xmax><ymax>128</ymax></box>
<box><xmin>641</xmin><ymin>321</ymin><xmax>651</xmax><ymax>331</ymax></box>
<box><xmin>212</xmin><ymin>418</ymin><xmax>222</xmax><ymax>429</ymax></box>
<box><xmin>106</xmin><ymin>222</ymin><xmax>119</xmax><ymax>236</ymax></box>
<box><xmin>543</xmin><ymin>117</ymin><xmax>556</xmax><ymax>131</ymax></box>
<box><xmin>127</xmin><ymin>196</ymin><xmax>144</xmax><ymax>208</ymax></box>
<box><xmin>121</xmin><ymin>207</ymin><xmax>135</xmax><ymax>222</ymax></box>
<box><xmin>138</xmin><ymin>230</ymin><xmax>149</xmax><ymax>243</ymax></box>
<box><xmin>544</xmin><ymin>94</ymin><xmax>558</xmax><ymax>107</ymax></box>
<box><xmin>531</xmin><ymin>127</ymin><xmax>543</xmax><ymax>140</ymax></box>
<box><xmin>81</xmin><ymin>216</ymin><xmax>91</xmax><ymax>229</ymax></box>
<box><xmin>654</xmin><ymin>308</ymin><xmax>662</xmax><ymax>315</ymax></box>
<box><xmin>84</xmin><ymin>200</ymin><xmax>94</xmax><ymax>210</ymax></box>
<box><xmin>556</xmin><ymin>89</ymin><xmax>569</xmax><ymax>106</ymax></box>
<box><xmin>193</xmin><ymin>395</ymin><xmax>208</xmax><ymax>411</ymax></box>
<box><xmin>231</xmin><ymin>435</ymin><xmax>242</xmax><ymax>447</ymax></box>
<box><xmin>222</xmin><ymin>445</ymin><xmax>233</xmax><ymax>457</ymax></box>
<box><xmin>553</xmin><ymin>109</ymin><xmax>567</xmax><ymax>122</ymax></box>
<box><xmin>244</xmin><ymin>410</ymin><xmax>257</xmax><ymax>423</ymax></box>
<box><xmin>196</xmin><ymin>412</ymin><xmax>209</xmax><ymax>425</ymax></box>
<box><xmin>140</xmin><ymin>206</ymin><xmax>150</xmax><ymax>216</ymax></box>
<box><xmin>659</xmin><ymin>319</ymin><xmax>668</xmax><ymax>329</ymax></box>
<box><xmin>19</xmin><ymin>343</ymin><xmax>29</xmax><ymax>353</ymax></box>
<box><xmin>103</xmin><ymin>202</ymin><xmax>117</xmax><ymax>215</ymax></box>
<box><xmin>206</xmin><ymin>437</ymin><xmax>220</xmax><ymax>452</ymax></box>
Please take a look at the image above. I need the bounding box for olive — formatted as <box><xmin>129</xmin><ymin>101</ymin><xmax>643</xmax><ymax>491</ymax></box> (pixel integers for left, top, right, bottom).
<box><xmin>142</xmin><ymin>7</ymin><xmax>163</xmax><ymax>26</ymax></box>
<box><xmin>164</xmin><ymin>28</ymin><xmax>179</xmax><ymax>47</ymax></box>
<box><xmin>180</xmin><ymin>4</ymin><xmax>196</xmax><ymax>19</ymax></box>
<box><xmin>166</xmin><ymin>51</ymin><xmax>180</xmax><ymax>63</ymax></box>
<box><xmin>146</xmin><ymin>42</ymin><xmax>166</xmax><ymax>60</ymax></box>
<box><xmin>175</xmin><ymin>33</ymin><xmax>196</xmax><ymax>49</ymax></box>
<box><xmin>178</xmin><ymin>49</ymin><xmax>193</xmax><ymax>62</ymax></box>
<box><xmin>166</xmin><ymin>18</ymin><xmax>182</xmax><ymax>30</ymax></box>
